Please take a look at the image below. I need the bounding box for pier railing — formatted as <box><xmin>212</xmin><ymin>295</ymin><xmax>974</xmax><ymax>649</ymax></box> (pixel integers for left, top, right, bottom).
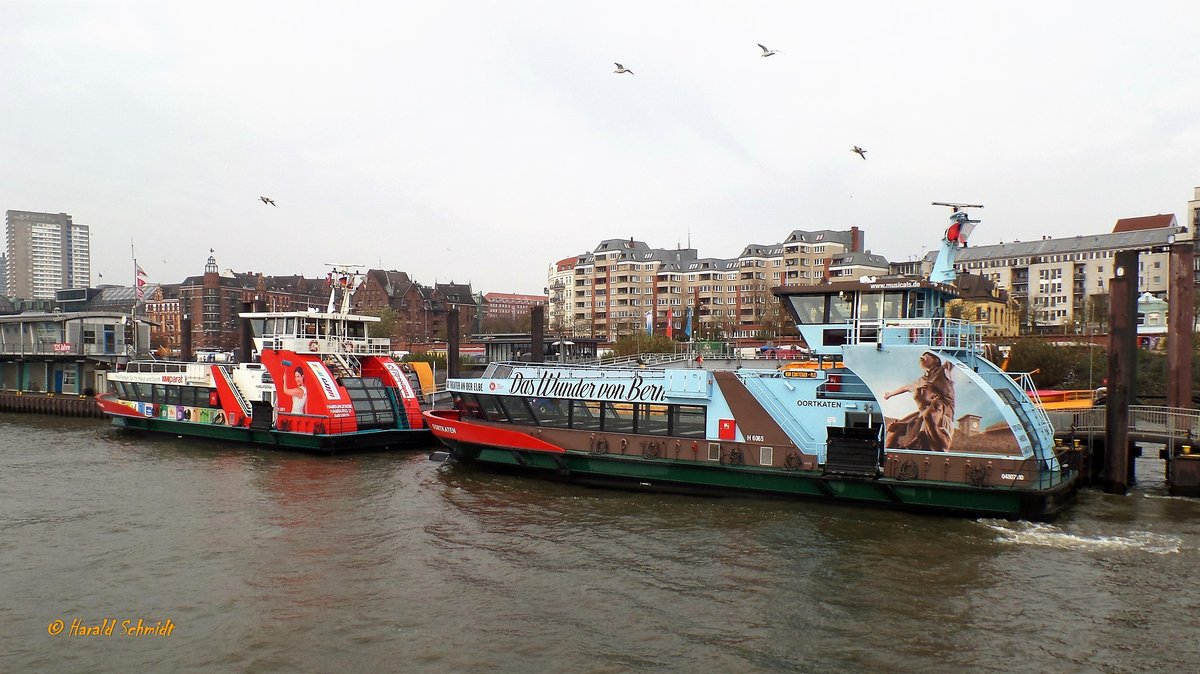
<box><xmin>1046</xmin><ymin>406</ymin><xmax>1200</xmax><ymax>445</ymax></box>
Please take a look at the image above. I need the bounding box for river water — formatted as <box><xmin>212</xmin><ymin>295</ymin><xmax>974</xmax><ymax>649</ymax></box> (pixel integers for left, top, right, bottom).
<box><xmin>3</xmin><ymin>412</ymin><xmax>1199</xmax><ymax>673</ymax></box>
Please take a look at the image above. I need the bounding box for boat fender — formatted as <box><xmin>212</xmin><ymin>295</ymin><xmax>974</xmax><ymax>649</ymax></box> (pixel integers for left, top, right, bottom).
<box><xmin>308</xmin><ymin>340</ymin><xmax>319</xmax><ymax>352</ymax></box>
<box><xmin>620</xmin><ymin>438</ymin><xmax>628</xmax><ymax>453</ymax></box>
<box><xmin>314</xmin><ymin>421</ymin><xmax>325</xmax><ymax>435</ymax></box>
<box><xmin>935</xmin><ymin>328</ymin><xmax>944</xmax><ymax>346</ymax></box>
<box><xmin>898</xmin><ymin>460</ymin><xmax>919</xmax><ymax>480</ymax></box>
<box><xmin>593</xmin><ymin>438</ymin><xmax>609</xmax><ymax>455</ymax></box>
<box><xmin>909</xmin><ymin>328</ymin><xmax>919</xmax><ymax>343</ymax></box>
<box><xmin>691</xmin><ymin>440</ymin><xmax>698</xmax><ymax>453</ymax></box>
<box><xmin>784</xmin><ymin>452</ymin><xmax>802</xmax><ymax>470</ymax></box>
<box><xmin>642</xmin><ymin>441</ymin><xmax>660</xmax><ymax>459</ymax></box>
<box><xmin>209</xmin><ymin>390</ymin><xmax>219</xmax><ymax>406</ymax></box>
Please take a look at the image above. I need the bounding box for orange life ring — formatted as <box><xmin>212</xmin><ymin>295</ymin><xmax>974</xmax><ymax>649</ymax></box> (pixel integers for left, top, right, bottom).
<box><xmin>308</xmin><ymin>340</ymin><xmax>319</xmax><ymax>352</ymax></box>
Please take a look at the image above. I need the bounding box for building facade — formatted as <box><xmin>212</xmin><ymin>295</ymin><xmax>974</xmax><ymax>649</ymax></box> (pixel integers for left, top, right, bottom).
<box><xmin>554</xmin><ymin>228</ymin><xmax>862</xmax><ymax>340</ymax></box>
<box><xmin>953</xmin><ymin>215</ymin><xmax>1187</xmax><ymax>333</ymax></box>
<box><xmin>5</xmin><ymin>210</ymin><xmax>91</xmax><ymax>299</ymax></box>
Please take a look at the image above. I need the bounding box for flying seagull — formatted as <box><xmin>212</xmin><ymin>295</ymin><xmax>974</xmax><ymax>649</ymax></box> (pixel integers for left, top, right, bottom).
<box><xmin>757</xmin><ymin>44</ymin><xmax>779</xmax><ymax>57</ymax></box>
<box><xmin>259</xmin><ymin>196</ymin><xmax>276</xmax><ymax>206</ymax></box>
<box><xmin>613</xmin><ymin>62</ymin><xmax>634</xmax><ymax>75</ymax></box>
<box><xmin>852</xmin><ymin>146</ymin><xmax>867</xmax><ymax>160</ymax></box>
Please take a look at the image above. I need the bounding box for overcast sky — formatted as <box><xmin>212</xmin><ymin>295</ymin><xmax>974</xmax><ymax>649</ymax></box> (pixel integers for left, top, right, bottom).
<box><xmin>3</xmin><ymin>1</ymin><xmax>1198</xmax><ymax>295</ymax></box>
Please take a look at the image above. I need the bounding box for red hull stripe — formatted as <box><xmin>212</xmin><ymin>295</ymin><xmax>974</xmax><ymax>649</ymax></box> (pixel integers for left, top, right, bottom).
<box><xmin>423</xmin><ymin>410</ymin><xmax>564</xmax><ymax>453</ymax></box>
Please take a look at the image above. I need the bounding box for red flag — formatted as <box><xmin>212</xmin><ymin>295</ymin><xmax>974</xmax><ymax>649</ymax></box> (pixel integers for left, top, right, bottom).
<box><xmin>135</xmin><ymin>263</ymin><xmax>147</xmax><ymax>277</ymax></box>
<box><xmin>666</xmin><ymin>309</ymin><xmax>673</xmax><ymax>339</ymax></box>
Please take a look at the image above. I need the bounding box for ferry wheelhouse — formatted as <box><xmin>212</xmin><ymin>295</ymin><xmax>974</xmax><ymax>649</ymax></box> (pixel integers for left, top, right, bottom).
<box><xmin>425</xmin><ymin>207</ymin><xmax>1077</xmax><ymax>518</ymax></box>
<box><xmin>98</xmin><ymin>274</ymin><xmax>430</xmax><ymax>453</ymax></box>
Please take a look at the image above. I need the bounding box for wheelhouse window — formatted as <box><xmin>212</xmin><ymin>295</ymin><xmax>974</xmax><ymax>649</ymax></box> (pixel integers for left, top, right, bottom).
<box><xmin>786</xmin><ymin>295</ymin><xmax>825</xmax><ymax>324</ymax></box>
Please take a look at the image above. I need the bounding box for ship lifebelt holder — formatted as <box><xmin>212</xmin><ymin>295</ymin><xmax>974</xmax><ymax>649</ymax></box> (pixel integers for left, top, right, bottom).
<box><xmin>308</xmin><ymin>340</ymin><xmax>319</xmax><ymax>352</ymax></box>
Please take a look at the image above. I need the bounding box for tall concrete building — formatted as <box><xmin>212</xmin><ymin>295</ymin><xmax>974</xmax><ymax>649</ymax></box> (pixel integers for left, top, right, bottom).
<box><xmin>0</xmin><ymin>253</ymin><xmax>7</xmax><ymax>296</ymax></box>
<box><xmin>5</xmin><ymin>210</ymin><xmax>91</xmax><ymax>300</ymax></box>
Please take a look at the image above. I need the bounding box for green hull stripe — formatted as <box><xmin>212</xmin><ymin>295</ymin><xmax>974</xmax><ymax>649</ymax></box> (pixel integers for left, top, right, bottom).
<box><xmin>467</xmin><ymin>447</ymin><xmax>1067</xmax><ymax>517</ymax></box>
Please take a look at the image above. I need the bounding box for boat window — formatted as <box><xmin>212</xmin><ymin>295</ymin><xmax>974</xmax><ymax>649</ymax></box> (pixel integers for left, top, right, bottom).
<box><xmin>786</xmin><ymin>295</ymin><xmax>825</xmax><ymax>324</ymax></box>
<box><xmin>571</xmin><ymin>400</ymin><xmax>602</xmax><ymax>430</ymax></box>
<box><xmin>456</xmin><ymin>393</ymin><xmax>487</xmax><ymax>419</ymax></box>
<box><xmin>178</xmin><ymin>387</ymin><xmax>197</xmax><ymax>407</ymax></box>
<box><xmin>165</xmin><ymin>386</ymin><xmax>181</xmax><ymax>405</ymax></box>
<box><xmin>829</xmin><ymin>292</ymin><xmax>853</xmax><ymax>323</ymax></box>
<box><xmin>859</xmin><ymin>294</ymin><xmax>883</xmax><ymax>320</ymax></box>
<box><xmin>671</xmin><ymin>405</ymin><xmax>707</xmax><ymax>438</ymax></box>
<box><xmin>303</xmin><ymin>319</ymin><xmax>317</xmax><ymax>337</ymax></box>
<box><xmin>531</xmin><ymin>398</ymin><xmax>570</xmax><ymax>428</ymax></box>
<box><xmin>907</xmin><ymin>292</ymin><xmax>925</xmax><ymax>318</ymax></box>
<box><xmin>249</xmin><ymin>319</ymin><xmax>265</xmax><ymax>338</ymax></box>
<box><xmin>498</xmin><ymin>396</ymin><xmax>536</xmax><ymax>424</ymax></box>
<box><xmin>882</xmin><ymin>292</ymin><xmax>905</xmax><ymax>319</ymax></box>
<box><xmin>285</xmin><ymin>317</ymin><xmax>296</xmax><ymax>335</ymax></box>
<box><xmin>113</xmin><ymin>381</ymin><xmax>129</xmax><ymax>399</ymax></box>
<box><xmin>152</xmin><ymin>384</ymin><xmax>168</xmax><ymax>403</ymax></box>
<box><xmin>603</xmin><ymin>402</ymin><xmax>635</xmax><ymax>433</ymax></box>
<box><xmin>346</xmin><ymin>322</ymin><xmax>366</xmax><ymax>339</ymax></box>
<box><xmin>477</xmin><ymin>395</ymin><xmax>507</xmax><ymax>421</ymax></box>
<box><xmin>635</xmin><ymin>403</ymin><xmax>670</xmax><ymax>435</ymax></box>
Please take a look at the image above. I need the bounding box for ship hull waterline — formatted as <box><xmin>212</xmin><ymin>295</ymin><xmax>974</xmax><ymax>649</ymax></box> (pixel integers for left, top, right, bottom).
<box><xmin>111</xmin><ymin>415</ymin><xmax>432</xmax><ymax>454</ymax></box>
<box><xmin>428</xmin><ymin>417</ymin><xmax>1077</xmax><ymax>520</ymax></box>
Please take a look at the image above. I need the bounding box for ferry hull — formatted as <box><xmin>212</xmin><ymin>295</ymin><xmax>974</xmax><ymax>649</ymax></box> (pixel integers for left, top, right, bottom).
<box><xmin>111</xmin><ymin>415</ymin><xmax>431</xmax><ymax>454</ymax></box>
<box><xmin>427</xmin><ymin>412</ymin><xmax>1076</xmax><ymax>520</ymax></box>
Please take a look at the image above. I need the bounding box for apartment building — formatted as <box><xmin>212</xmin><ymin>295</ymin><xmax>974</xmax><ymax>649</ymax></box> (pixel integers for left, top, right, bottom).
<box><xmin>5</xmin><ymin>210</ymin><xmax>91</xmax><ymax>299</ymax></box>
<box><xmin>558</xmin><ymin>228</ymin><xmax>862</xmax><ymax>340</ymax></box>
<box><xmin>953</xmin><ymin>215</ymin><xmax>1186</xmax><ymax>332</ymax></box>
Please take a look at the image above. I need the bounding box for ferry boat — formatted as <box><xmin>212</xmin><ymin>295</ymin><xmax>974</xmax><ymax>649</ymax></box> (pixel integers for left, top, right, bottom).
<box><xmin>424</xmin><ymin>205</ymin><xmax>1078</xmax><ymax>518</ymax></box>
<box><xmin>98</xmin><ymin>272</ymin><xmax>430</xmax><ymax>453</ymax></box>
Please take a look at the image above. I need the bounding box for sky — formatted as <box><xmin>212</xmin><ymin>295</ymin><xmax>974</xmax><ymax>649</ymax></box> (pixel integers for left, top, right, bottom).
<box><xmin>3</xmin><ymin>1</ymin><xmax>1199</xmax><ymax>295</ymax></box>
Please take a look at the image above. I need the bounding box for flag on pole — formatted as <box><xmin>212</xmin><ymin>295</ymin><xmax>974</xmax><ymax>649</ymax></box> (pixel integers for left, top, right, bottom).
<box><xmin>684</xmin><ymin>307</ymin><xmax>693</xmax><ymax>338</ymax></box>
<box><xmin>135</xmin><ymin>261</ymin><xmax>148</xmax><ymax>300</ymax></box>
<box><xmin>644</xmin><ymin>310</ymin><xmax>653</xmax><ymax>335</ymax></box>
<box><xmin>666</xmin><ymin>309</ymin><xmax>673</xmax><ymax>339</ymax></box>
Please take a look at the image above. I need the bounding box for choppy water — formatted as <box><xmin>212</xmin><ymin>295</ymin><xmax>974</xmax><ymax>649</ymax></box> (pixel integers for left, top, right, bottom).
<box><xmin>3</xmin><ymin>412</ymin><xmax>1200</xmax><ymax>673</ymax></box>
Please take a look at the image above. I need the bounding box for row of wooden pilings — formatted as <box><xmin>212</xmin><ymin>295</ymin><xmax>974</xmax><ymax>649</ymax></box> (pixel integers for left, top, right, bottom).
<box><xmin>0</xmin><ymin>392</ymin><xmax>103</xmax><ymax>418</ymax></box>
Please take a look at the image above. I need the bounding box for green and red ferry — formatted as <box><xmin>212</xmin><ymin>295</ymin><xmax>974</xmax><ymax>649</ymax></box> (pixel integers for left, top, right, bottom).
<box><xmin>97</xmin><ymin>275</ymin><xmax>430</xmax><ymax>453</ymax></box>
<box><xmin>425</xmin><ymin>206</ymin><xmax>1078</xmax><ymax>518</ymax></box>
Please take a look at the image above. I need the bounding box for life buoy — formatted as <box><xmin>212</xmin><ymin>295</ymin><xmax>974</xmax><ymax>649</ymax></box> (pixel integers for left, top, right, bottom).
<box><xmin>343</xmin><ymin>341</ymin><xmax>354</xmax><ymax>353</ymax></box>
<box><xmin>308</xmin><ymin>340</ymin><xmax>319</xmax><ymax>352</ymax></box>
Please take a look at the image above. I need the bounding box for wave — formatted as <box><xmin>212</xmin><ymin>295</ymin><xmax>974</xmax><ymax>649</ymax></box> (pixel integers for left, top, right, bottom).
<box><xmin>980</xmin><ymin>520</ymin><xmax>1182</xmax><ymax>554</ymax></box>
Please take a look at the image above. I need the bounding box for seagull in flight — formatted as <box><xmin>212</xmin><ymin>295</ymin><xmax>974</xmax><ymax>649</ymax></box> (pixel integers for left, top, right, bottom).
<box><xmin>613</xmin><ymin>62</ymin><xmax>634</xmax><ymax>75</ymax></box>
<box><xmin>852</xmin><ymin>146</ymin><xmax>867</xmax><ymax>160</ymax></box>
<box><xmin>757</xmin><ymin>44</ymin><xmax>779</xmax><ymax>57</ymax></box>
<box><xmin>259</xmin><ymin>196</ymin><xmax>276</xmax><ymax>206</ymax></box>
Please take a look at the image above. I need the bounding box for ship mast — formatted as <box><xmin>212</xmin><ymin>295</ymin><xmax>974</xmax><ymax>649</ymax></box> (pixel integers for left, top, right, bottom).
<box><xmin>324</xmin><ymin>263</ymin><xmax>364</xmax><ymax>314</ymax></box>
<box><xmin>929</xmin><ymin>201</ymin><xmax>983</xmax><ymax>284</ymax></box>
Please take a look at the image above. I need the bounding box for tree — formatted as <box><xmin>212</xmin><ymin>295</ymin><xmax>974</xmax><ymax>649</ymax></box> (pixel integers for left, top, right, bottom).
<box><xmin>367</xmin><ymin>307</ymin><xmax>397</xmax><ymax>341</ymax></box>
<box><xmin>610</xmin><ymin>334</ymin><xmax>679</xmax><ymax>357</ymax></box>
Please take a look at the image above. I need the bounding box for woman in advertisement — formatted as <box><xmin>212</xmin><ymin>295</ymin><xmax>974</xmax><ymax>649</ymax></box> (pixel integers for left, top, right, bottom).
<box><xmin>280</xmin><ymin>366</ymin><xmax>308</xmax><ymax>414</ymax></box>
<box><xmin>883</xmin><ymin>351</ymin><xmax>955</xmax><ymax>451</ymax></box>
